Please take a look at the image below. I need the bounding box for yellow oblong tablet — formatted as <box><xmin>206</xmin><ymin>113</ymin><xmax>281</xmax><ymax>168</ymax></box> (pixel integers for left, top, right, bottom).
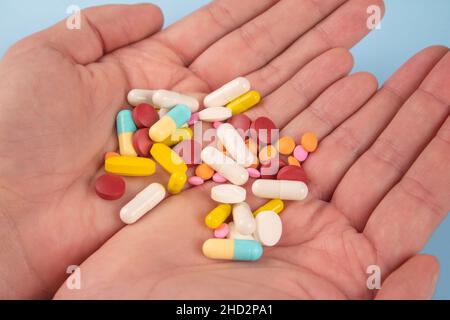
<box><xmin>253</xmin><ymin>199</ymin><xmax>284</xmax><ymax>216</ymax></box>
<box><xmin>105</xmin><ymin>156</ymin><xmax>156</xmax><ymax>176</ymax></box>
<box><xmin>205</xmin><ymin>204</ymin><xmax>232</xmax><ymax>229</ymax></box>
<box><xmin>226</xmin><ymin>90</ymin><xmax>261</xmax><ymax>115</ymax></box>
<box><xmin>161</xmin><ymin>127</ymin><xmax>193</xmax><ymax>147</ymax></box>
<box><xmin>150</xmin><ymin>143</ymin><xmax>188</xmax><ymax>174</ymax></box>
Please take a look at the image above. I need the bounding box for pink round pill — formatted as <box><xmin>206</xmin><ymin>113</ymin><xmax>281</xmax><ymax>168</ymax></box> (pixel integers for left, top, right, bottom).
<box><xmin>247</xmin><ymin>167</ymin><xmax>261</xmax><ymax>178</ymax></box>
<box><xmin>293</xmin><ymin>145</ymin><xmax>308</xmax><ymax>162</ymax></box>
<box><xmin>188</xmin><ymin>176</ymin><xmax>204</xmax><ymax>186</ymax></box>
<box><xmin>214</xmin><ymin>223</ymin><xmax>229</xmax><ymax>238</ymax></box>
<box><xmin>213</xmin><ymin>121</ymin><xmax>223</xmax><ymax>129</ymax></box>
<box><xmin>187</xmin><ymin>112</ymin><xmax>200</xmax><ymax>126</ymax></box>
<box><xmin>212</xmin><ymin>173</ymin><xmax>227</xmax><ymax>183</ymax></box>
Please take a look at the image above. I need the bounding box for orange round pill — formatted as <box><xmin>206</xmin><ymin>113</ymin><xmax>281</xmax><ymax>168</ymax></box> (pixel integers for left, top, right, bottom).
<box><xmin>104</xmin><ymin>151</ymin><xmax>120</xmax><ymax>160</ymax></box>
<box><xmin>246</xmin><ymin>138</ymin><xmax>259</xmax><ymax>155</ymax></box>
<box><xmin>288</xmin><ymin>155</ymin><xmax>301</xmax><ymax>167</ymax></box>
<box><xmin>301</xmin><ymin>132</ymin><xmax>318</xmax><ymax>152</ymax></box>
<box><xmin>276</xmin><ymin>136</ymin><xmax>296</xmax><ymax>155</ymax></box>
<box><xmin>195</xmin><ymin>163</ymin><xmax>215</xmax><ymax>180</ymax></box>
<box><xmin>259</xmin><ymin>145</ymin><xmax>278</xmax><ymax>165</ymax></box>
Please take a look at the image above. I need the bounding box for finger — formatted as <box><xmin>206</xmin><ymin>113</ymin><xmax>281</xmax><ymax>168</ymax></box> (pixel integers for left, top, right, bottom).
<box><xmin>191</xmin><ymin>0</ymin><xmax>350</xmax><ymax>88</ymax></box>
<box><xmin>7</xmin><ymin>4</ymin><xmax>164</xmax><ymax>64</ymax></box>
<box><xmin>246</xmin><ymin>48</ymin><xmax>354</xmax><ymax>126</ymax></box>
<box><xmin>364</xmin><ymin>115</ymin><xmax>450</xmax><ymax>274</ymax></box>
<box><xmin>154</xmin><ymin>0</ymin><xmax>279</xmax><ymax>66</ymax></box>
<box><xmin>333</xmin><ymin>48</ymin><xmax>450</xmax><ymax>230</ymax></box>
<box><xmin>375</xmin><ymin>254</ymin><xmax>439</xmax><ymax>300</ymax></box>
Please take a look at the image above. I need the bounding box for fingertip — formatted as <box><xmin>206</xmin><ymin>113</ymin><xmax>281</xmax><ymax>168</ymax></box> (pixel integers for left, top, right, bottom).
<box><xmin>353</xmin><ymin>71</ymin><xmax>379</xmax><ymax>92</ymax></box>
<box><xmin>134</xmin><ymin>3</ymin><xmax>165</xmax><ymax>29</ymax></box>
<box><xmin>327</xmin><ymin>47</ymin><xmax>354</xmax><ymax>73</ymax></box>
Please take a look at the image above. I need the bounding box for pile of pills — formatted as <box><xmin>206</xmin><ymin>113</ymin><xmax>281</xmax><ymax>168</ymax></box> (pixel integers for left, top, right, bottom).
<box><xmin>94</xmin><ymin>77</ymin><xmax>318</xmax><ymax>262</ymax></box>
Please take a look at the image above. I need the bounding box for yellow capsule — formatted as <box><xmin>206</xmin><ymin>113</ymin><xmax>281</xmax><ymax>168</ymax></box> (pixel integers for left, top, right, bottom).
<box><xmin>205</xmin><ymin>204</ymin><xmax>232</xmax><ymax>229</ymax></box>
<box><xmin>253</xmin><ymin>199</ymin><xmax>284</xmax><ymax>216</ymax></box>
<box><xmin>105</xmin><ymin>156</ymin><xmax>156</xmax><ymax>176</ymax></box>
<box><xmin>118</xmin><ymin>132</ymin><xmax>137</xmax><ymax>157</ymax></box>
<box><xmin>226</xmin><ymin>90</ymin><xmax>261</xmax><ymax>115</ymax></box>
<box><xmin>150</xmin><ymin>143</ymin><xmax>188</xmax><ymax>174</ymax></box>
<box><xmin>202</xmin><ymin>239</ymin><xmax>263</xmax><ymax>261</ymax></box>
<box><xmin>167</xmin><ymin>171</ymin><xmax>187</xmax><ymax>194</ymax></box>
<box><xmin>161</xmin><ymin>127</ymin><xmax>193</xmax><ymax>147</ymax></box>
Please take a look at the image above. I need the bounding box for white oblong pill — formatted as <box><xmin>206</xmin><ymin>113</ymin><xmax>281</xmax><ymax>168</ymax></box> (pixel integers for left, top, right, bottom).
<box><xmin>232</xmin><ymin>202</ymin><xmax>256</xmax><ymax>235</ymax></box>
<box><xmin>227</xmin><ymin>222</ymin><xmax>255</xmax><ymax>240</ymax></box>
<box><xmin>201</xmin><ymin>146</ymin><xmax>249</xmax><ymax>186</ymax></box>
<box><xmin>198</xmin><ymin>106</ymin><xmax>232</xmax><ymax>122</ymax></box>
<box><xmin>127</xmin><ymin>89</ymin><xmax>155</xmax><ymax>106</ymax></box>
<box><xmin>120</xmin><ymin>183</ymin><xmax>166</xmax><ymax>224</ymax></box>
<box><xmin>211</xmin><ymin>184</ymin><xmax>246</xmax><ymax>204</ymax></box>
<box><xmin>252</xmin><ymin>179</ymin><xmax>308</xmax><ymax>200</ymax></box>
<box><xmin>158</xmin><ymin>108</ymin><xmax>169</xmax><ymax>118</ymax></box>
<box><xmin>204</xmin><ymin>77</ymin><xmax>251</xmax><ymax>108</ymax></box>
<box><xmin>253</xmin><ymin>210</ymin><xmax>282</xmax><ymax>246</ymax></box>
<box><xmin>217</xmin><ymin>123</ymin><xmax>256</xmax><ymax>167</ymax></box>
<box><xmin>152</xmin><ymin>90</ymin><xmax>199</xmax><ymax>112</ymax></box>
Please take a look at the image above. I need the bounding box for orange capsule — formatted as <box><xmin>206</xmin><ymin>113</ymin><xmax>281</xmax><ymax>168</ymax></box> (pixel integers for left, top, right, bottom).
<box><xmin>301</xmin><ymin>132</ymin><xmax>318</xmax><ymax>152</ymax></box>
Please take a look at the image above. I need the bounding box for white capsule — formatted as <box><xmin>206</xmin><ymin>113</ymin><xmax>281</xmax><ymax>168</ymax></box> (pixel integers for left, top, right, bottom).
<box><xmin>158</xmin><ymin>108</ymin><xmax>169</xmax><ymax>118</ymax></box>
<box><xmin>217</xmin><ymin>123</ymin><xmax>256</xmax><ymax>167</ymax></box>
<box><xmin>152</xmin><ymin>90</ymin><xmax>199</xmax><ymax>112</ymax></box>
<box><xmin>201</xmin><ymin>146</ymin><xmax>249</xmax><ymax>185</ymax></box>
<box><xmin>252</xmin><ymin>179</ymin><xmax>308</xmax><ymax>200</ymax></box>
<box><xmin>120</xmin><ymin>183</ymin><xmax>166</xmax><ymax>224</ymax></box>
<box><xmin>198</xmin><ymin>106</ymin><xmax>232</xmax><ymax>122</ymax></box>
<box><xmin>127</xmin><ymin>89</ymin><xmax>155</xmax><ymax>106</ymax></box>
<box><xmin>227</xmin><ymin>222</ymin><xmax>255</xmax><ymax>240</ymax></box>
<box><xmin>211</xmin><ymin>184</ymin><xmax>246</xmax><ymax>204</ymax></box>
<box><xmin>254</xmin><ymin>211</ymin><xmax>282</xmax><ymax>246</ymax></box>
<box><xmin>204</xmin><ymin>77</ymin><xmax>251</xmax><ymax>108</ymax></box>
<box><xmin>232</xmin><ymin>202</ymin><xmax>256</xmax><ymax>235</ymax></box>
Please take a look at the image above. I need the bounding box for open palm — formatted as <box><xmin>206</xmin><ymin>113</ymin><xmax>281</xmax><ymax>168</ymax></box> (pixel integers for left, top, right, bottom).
<box><xmin>0</xmin><ymin>1</ymin><xmax>448</xmax><ymax>299</ymax></box>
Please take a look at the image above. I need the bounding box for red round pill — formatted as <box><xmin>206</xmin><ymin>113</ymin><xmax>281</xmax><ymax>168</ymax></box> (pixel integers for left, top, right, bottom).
<box><xmin>95</xmin><ymin>174</ymin><xmax>126</xmax><ymax>200</ymax></box>
<box><xmin>132</xmin><ymin>103</ymin><xmax>159</xmax><ymax>128</ymax></box>
<box><xmin>250</xmin><ymin>117</ymin><xmax>278</xmax><ymax>144</ymax></box>
<box><xmin>277</xmin><ymin>165</ymin><xmax>308</xmax><ymax>182</ymax></box>
<box><xmin>228</xmin><ymin>114</ymin><xmax>252</xmax><ymax>138</ymax></box>
<box><xmin>132</xmin><ymin>128</ymin><xmax>153</xmax><ymax>157</ymax></box>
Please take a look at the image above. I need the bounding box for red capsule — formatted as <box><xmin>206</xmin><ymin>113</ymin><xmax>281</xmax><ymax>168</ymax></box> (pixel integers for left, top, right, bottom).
<box><xmin>132</xmin><ymin>103</ymin><xmax>159</xmax><ymax>128</ymax></box>
<box><xmin>132</xmin><ymin>128</ymin><xmax>153</xmax><ymax>157</ymax></box>
<box><xmin>95</xmin><ymin>174</ymin><xmax>126</xmax><ymax>200</ymax></box>
<box><xmin>277</xmin><ymin>165</ymin><xmax>308</xmax><ymax>182</ymax></box>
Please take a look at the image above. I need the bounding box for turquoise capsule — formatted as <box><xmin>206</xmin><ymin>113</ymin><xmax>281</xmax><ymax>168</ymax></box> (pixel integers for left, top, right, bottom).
<box><xmin>149</xmin><ymin>104</ymin><xmax>192</xmax><ymax>142</ymax></box>
<box><xmin>167</xmin><ymin>104</ymin><xmax>192</xmax><ymax>128</ymax></box>
<box><xmin>233</xmin><ymin>240</ymin><xmax>263</xmax><ymax>261</ymax></box>
<box><xmin>202</xmin><ymin>239</ymin><xmax>263</xmax><ymax>261</ymax></box>
<box><xmin>116</xmin><ymin>110</ymin><xmax>137</xmax><ymax>134</ymax></box>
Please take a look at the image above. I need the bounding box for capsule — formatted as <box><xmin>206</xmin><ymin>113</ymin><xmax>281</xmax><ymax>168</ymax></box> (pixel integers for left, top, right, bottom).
<box><xmin>232</xmin><ymin>202</ymin><xmax>256</xmax><ymax>235</ymax></box>
<box><xmin>150</xmin><ymin>143</ymin><xmax>188</xmax><ymax>174</ymax></box>
<box><xmin>217</xmin><ymin>123</ymin><xmax>256</xmax><ymax>167</ymax></box>
<box><xmin>105</xmin><ymin>156</ymin><xmax>155</xmax><ymax>176</ymax></box>
<box><xmin>226</xmin><ymin>90</ymin><xmax>261</xmax><ymax>115</ymax></box>
<box><xmin>127</xmin><ymin>89</ymin><xmax>155</xmax><ymax>106</ymax></box>
<box><xmin>120</xmin><ymin>183</ymin><xmax>166</xmax><ymax>224</ymax></box>
<box><xmin>116</xmin><ymin>110</ymin><xmax>137</xmax><ymax>156</ymax></box>
<box><xmin>252</xmin><ymin>179</ymin><xmax>308</xmax><ymax>200</ymax></box>
<box><xmin>198</xmin><ymin>106</ymin><xmax>232</xmax><ymax>122</ymax></box>
<box><xmin>167</xmin><ymin>171</ymin><xmax>187</xmax><ymax>194</ymax></box>
<box><xmin>201</xmin><ymin>146</ymin><xmax>249</xmax><ymax>185</ymax></box>
<box><xmin>204</xmin><ymin>77</ymin><xmax>251</xmax><ymax>108</ymax></box>
<box><xmin>149</xmin><ymin>104</ymin><xmax>191</xmax><ymax>142</ymax></box>
<box><xmin>253</xmin><ymin>199</ymin><xmax>284</xmax><ymax>216</ymax></box>
<box><xmin>161</xmin><ymin>127</ymin><xmax>193</xmax><ymax>147</ymax></box>
<box><xmin>152</xmin><ymin>90</ymin><xmax>199</xmax><ymax>112</ymax></box>
<box><xmin>202</xmin><ymin>239</ymin><xmax>263</xmax><ymax>261</ymax></box>
<box><xmin>205</xmin><ymin>204</ymin><xmax>232</xmax><ymax>229</ymax></box>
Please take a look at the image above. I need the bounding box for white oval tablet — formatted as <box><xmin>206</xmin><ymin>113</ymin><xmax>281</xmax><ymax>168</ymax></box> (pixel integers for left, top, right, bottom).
<box><xmin>211</xmin><ymin>184</ymin><xmax>246</xmax><ymax>204</ymax></box>
<box><xmin>227</xmin><ymin>222</ymin><xmax>255</xmax><ymax>240</ymax></box>
<box><xmin>232</xmin><ymin>202</ymin><xmax>256</xmax><ymax>235</ymax></box>
<box><xmin>204</xmin><ymin>77</ymin><xmax>251</xmax><ymax>108</ymax></box>
<box><xmin>199</xmin><ymin>107</ymin><xmax>232</xmax><ymax>122</ymax></box>
<box><xmin>254</xmin><ymin>210</ymin><xmax>282</xmax><ymax>246</ymax></box>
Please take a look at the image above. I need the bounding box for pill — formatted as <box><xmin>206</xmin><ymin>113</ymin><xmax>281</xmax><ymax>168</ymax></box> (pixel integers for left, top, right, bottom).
<box><xmin>150</xmin><ymin>143</ymin><xmax>188</xmax><ymax>174</ymax></box>
<box><xmin>287</xmin><ymin>155</ymin><xmax>301</xmax><ymax>167</ymax></box>
<box><xmin>232</xmin><ymin>202</ymin><xmax>256</xmax><ymax>235</ymax></box>
<box><xmin>301</xmin><ymin>132</ymin><xmax>318</xmax><ymax>152</ymax></box>
<box><xmin>260</xmin><ymin>158</ymin><xmax>281</xmax><ymax>179</ymax></box>
<box><xmin>205</xmin><ymin>203</ymin><xmax>232</xmax><ymax>229</ymax></box>
<box><xmin>250</xmin><ymin>117</ymin><xmax>278</xmax><ymax>145</ymax></box>
<box><xmin>252</xmin><ymin>179</ymin><xmax>308</xmax><ymax>200</ymax></box>
<box><xmin>211</xmin><ymin>184</ymin><xmax>246</xmax><ymax>204</ymax></box>
<box><xmin>161</xmin><ymin>127</ymin><xmax>193</xmax><ymax>147</ymax></box>
<box><xmin>132</xmin><ymin>103</ymin><xmax>159</xmax><ymax>128</ymax></box>
<box><xmin>246</xmin><ymin>138</ymin><xmax>259</xmax><ymax>155</ymax></box>
<box><xmin>198</xmin><ymin>106</ymin><xmax>232</xmax><ymax>122</ymax></box>
<box><xmin>259</xmin><ymin>145</ymin><xmax>278</xmax><ymax>165</ymax></box>
<box><xmin>195</xmin><ymin>163</ymin><xmax>215</xmax><ymax>180</ymax></box>
<box><xmin>188</xmin><ymin>176</ymin><xmax>205</xmax><ymax>186</ymax></box>
<box><xmin>173</xmin><ymin>139</ymin><xmax>202</xmax><ymax>166</ymax></box>
<box><xmin>228</xmin><ymin>114</ymin><xmax>252</xmax><ymax>137</ymax></box>
<box><xmin>158</xmin><ymin>108</ymin><xmax>169</xmax><ymax>118</ymax></box>
<box><xmin>116</xmin><ymin>110</ymin><xmax>137</xmax><ymax>156</ymax></box>
<box><xmin>202</xmin><ymin>239</ymin><xmax>262</xmax><ymax>261</ymax></box>
<box><xmin>247</xmin><ymin>167</ymin><xmax>261</xmax><ymax>178</ymax></box>
<box><xmin>227</xmin><ymin>222</ymin><xmax>255</xmax><ymax>240</ymax></box>
<box><xmin>213</xmin><ymin>121</ymin><xmax>223</xmax><ymax>129</ymax></box>
<box><xmin>132</xmin><ymin>128</ymin><xmax>153</xmax><ymax>157</ymax></box>
<box><xmin>276</xmin><ymin>136</ymin><xmax>296</xmax><ymax>155</ymax></box>
<box><xmin>226</xmin><ymin>90</ymin><xmax>261</xmax><ymax>115</ymax></box>
<box><xmin>293</xmin><ymin>145</ymin><xmax>308</xmax><ymax>162</ymax></box>
<box><xmin>167</xmin><ymin>171</ymin><xmax>187</xmax><ymax>194</ymax></box>
<box><xmin>254</xmin><ymin>211</ymin><xmax>282</xmax><ymax>247</ymax></box>
<box><xmin>104</xmin><ymin>151</ymin><xmax>120</xmax><ymax>160</ymax></box>
<box><xmin>149</xmin><ymin>104</ymin><xmax>191</xmax><ymax>142</ymax></box>
<box><xmin>204</xmin><ymin>77</ymin><xmax>251</xmax><ymax>108</ymax></box>
<box><xmin>201</xmin><ymin>146</ymin><xmax>249</xmax><ymax>186</ymax></box>
<box><xmin>216</xmin><ymin>123</ymin><xmax>256</xmax><ymax>167</ymax></box>
<box><xmin>277</xmin><ymin>165</ymin><xmax>308</xmax><ymax>182</ymax></box>
<box><xmin>187</xmin><ymin>112</ymin><xmax>200</xmax><ymax>126</ymax></box>
<box><xmin>120</xmin><ymin>183</ymin><xmax>166</xmax><ymax>224</ymax></box>
<box><xmin>253</xmin><ymin>199</ymin><xmax>284</xmax><ymax>216</ymax></box>
<box><xmin>152</xmin><ymin>89</ymin><xmax>199</xmax><ymax>112</ymax></box>
<box><xmin>105</xmin><ymin>156</ymin><xmax>156</xmax><ymax>176</ymax></box>
<box><xmin>127</xmin><ymin>89</ymin><xmax>155</xmax><ymax>106</ymax></box>
<box><xmin>95</xmin><ymin>174</ymin><xmax>126</xmax><ymax>200</ymax></box>
<box><xmin>214</xmin><ymin>223</ymin><xmax>230</xmax><ymax>238</ymax></box>
<box><xmin>212</xmin><ymin>172</ymin><xmax>227</xmax><ymax>183</ymax></box>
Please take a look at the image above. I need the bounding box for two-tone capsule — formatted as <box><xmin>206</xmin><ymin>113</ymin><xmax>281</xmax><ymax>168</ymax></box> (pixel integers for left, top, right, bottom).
<box><xmin>117</xmin><ymin>110</ymin><xmax>137</xmax><ymax>156</ymax></box>
<box><xmin>202</xmin><ymin>239</ymin><xmax>262</xmax><ymax>261</ymax></box>
<box><xmin>149</xmin><ymin>104</ymin><xmax>191</xmax><ymax>142</ymax></box>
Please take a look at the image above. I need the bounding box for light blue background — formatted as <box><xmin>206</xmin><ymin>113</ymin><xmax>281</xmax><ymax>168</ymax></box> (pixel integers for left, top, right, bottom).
<box><xmin>0</xmin><ymin>0</ymin><xmax>448</xmax><ymax>299</ymax></box>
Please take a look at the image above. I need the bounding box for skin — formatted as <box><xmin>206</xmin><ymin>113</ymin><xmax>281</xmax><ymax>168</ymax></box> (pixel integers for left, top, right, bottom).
<box><xmin>0</xmin><ymin>1</ymin><xmax>448</xmax><ymax>299</ymax></box>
